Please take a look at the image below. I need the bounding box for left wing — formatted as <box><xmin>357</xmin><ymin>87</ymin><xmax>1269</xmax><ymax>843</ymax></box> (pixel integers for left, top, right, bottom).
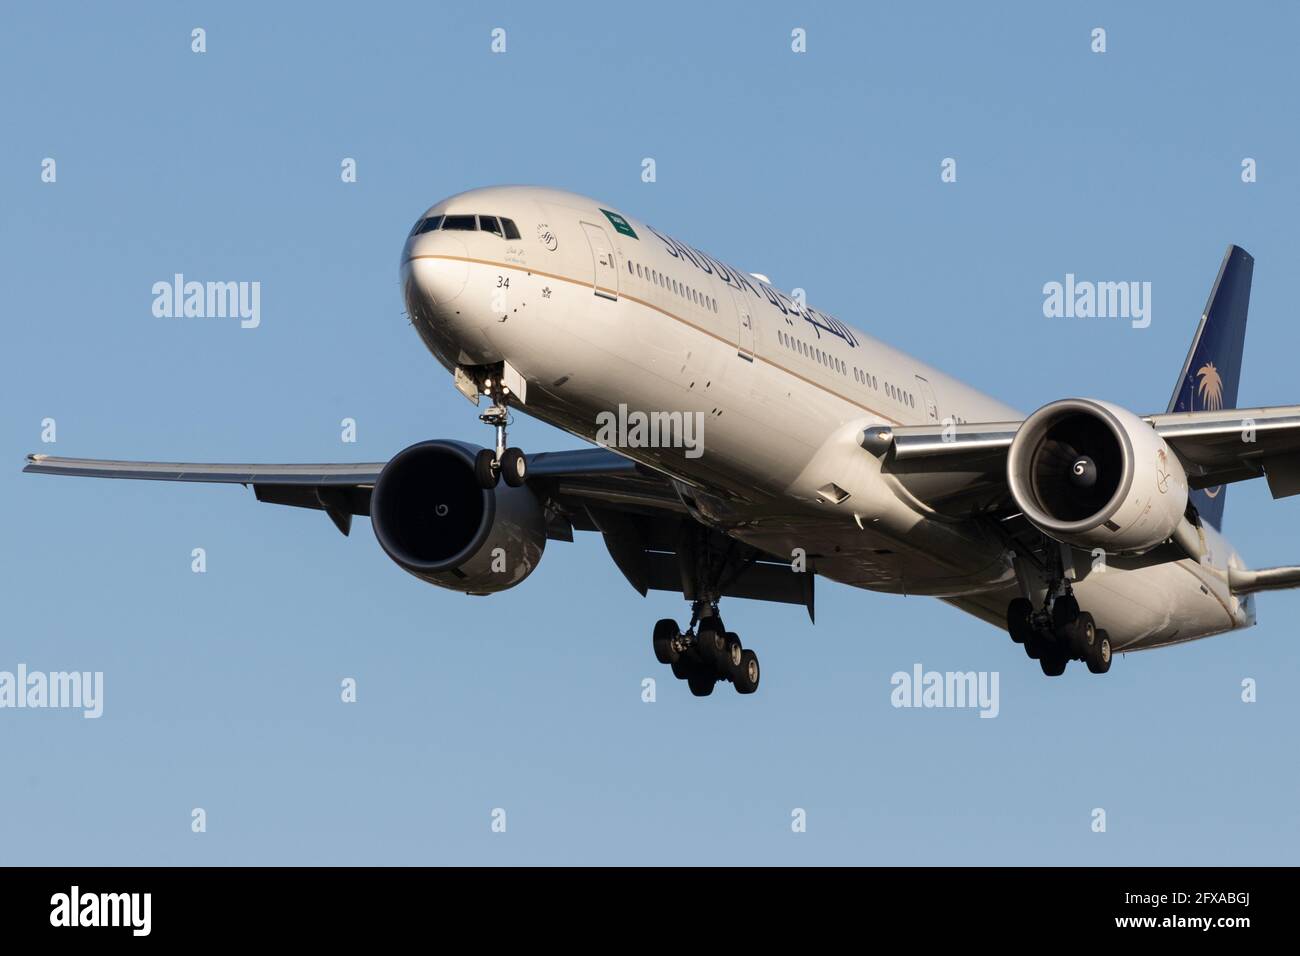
<box><xmin>23</xmin><ymin>448</ymin><xmax>681</xmax><ymax>536</ymax></box>
<box><xmin>24</xmin><ymin>448</ymin><xmax>810</xmax><ymax>612</ymax></box>
<box><xmin>24</xmin><ymin>454</ymin><xmax>387</xmax><ymax>536</ymax></box>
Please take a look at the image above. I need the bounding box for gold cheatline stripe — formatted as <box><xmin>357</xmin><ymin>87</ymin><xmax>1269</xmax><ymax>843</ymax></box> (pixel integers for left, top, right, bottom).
<box><xmin>408</xmin><ymin>253</ymin><xmax>901</xmax><ymax>425</ymax></box>
<box><xmin>411</xmin><ymin>253</ymin><xmax>1243</xmax><ymax>628</ymax></box>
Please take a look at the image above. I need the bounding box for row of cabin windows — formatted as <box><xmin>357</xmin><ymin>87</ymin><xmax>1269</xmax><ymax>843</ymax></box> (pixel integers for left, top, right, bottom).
<box><xmin>624</xmin><ymin>260</ymin><xmax>918</xmax><ymax>422</ymax></box>
<box><xmin>627</xmin><ymin>259</ymin><xmax>719</xmax><ymax>313</ymax></box>
<box><xmin>778</xmin><ymin>329</ymin><xmax>850</xmax><ymax>376</ymax></box>
<box><xmin>777</xmin><ymin>329</ymin><xmax>920</xmax><ymax>410</ymax></box>
<box><xmin>406</xmin><ymin>212</ymin><xmax>942</xmax><ymax>418</ymax></box>
<box><xmin>887</xmin><ymin>383</ymin><xmax>916</xmax><ymax>409</ymax></box>
<box><xmin>852</xmin><ymin>367</ymin><xmax>878</xmax><ymax>389</ymax></box>
<box><xmin>410</xmin><ymin>214</ymin><xmax>522</xmax><ymax>240</ymax></box>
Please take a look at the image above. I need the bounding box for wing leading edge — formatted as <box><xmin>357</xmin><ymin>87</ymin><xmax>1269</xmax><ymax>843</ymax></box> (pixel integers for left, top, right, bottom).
<box><xmin>861</xmin><ymin>403</ymin><xmax>1300</xmax><ymax>511</ymax></box>
<box><xmin>23</xmin><ymin>448</ymin><xmax>813</xmax><ymax>614</ymax></box>
<box><xmin>22</xmin><ymin>448</ymin><xmax>675</xmax><ymax>536</ymax></box>
<box><xmin>24</xmin><ymin>454</ymin><xmax>387</xmax><ymax>536</ymax></box>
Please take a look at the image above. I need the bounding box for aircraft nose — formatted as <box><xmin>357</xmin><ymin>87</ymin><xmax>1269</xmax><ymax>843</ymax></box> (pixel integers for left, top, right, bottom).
<box><xmin>402</xmin><ymin>236</ymin><xmax>469</xmax><ymax>305</ymax></box>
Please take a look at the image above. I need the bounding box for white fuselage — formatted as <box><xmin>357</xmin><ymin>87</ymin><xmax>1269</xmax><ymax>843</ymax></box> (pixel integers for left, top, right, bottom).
<box><xmin>400</xmin><ymin>186</ymin><xmax>1254</xmax><ymax>651</ymax></box>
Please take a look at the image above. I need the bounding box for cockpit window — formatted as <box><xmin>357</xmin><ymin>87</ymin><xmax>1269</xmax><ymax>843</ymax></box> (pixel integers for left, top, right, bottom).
<box><xmin>421</xmin><ymin>213</ymin><xmax>521</xmax><ymax>237</ymax></box>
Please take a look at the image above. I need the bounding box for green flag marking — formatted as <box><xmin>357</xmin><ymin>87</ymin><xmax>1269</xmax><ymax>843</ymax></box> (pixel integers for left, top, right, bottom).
<box><xmin>600</xmin><ymin>209</ymin><xmax>638</xmax><ymax>239</ymax></box>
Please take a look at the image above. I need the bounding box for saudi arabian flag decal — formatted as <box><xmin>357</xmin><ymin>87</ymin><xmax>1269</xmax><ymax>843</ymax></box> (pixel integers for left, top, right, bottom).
<box><xmin>600</xmin><ymin>208</ymin><xmax>638</xmax><ymax>239</ymax></box>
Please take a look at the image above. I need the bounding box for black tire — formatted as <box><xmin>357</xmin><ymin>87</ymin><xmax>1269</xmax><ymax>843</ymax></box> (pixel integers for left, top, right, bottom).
<box><xmin>1039</xmin><ymin>652</ymin><xmax>1068</xmax><ymax>677</ymax></box>
<box><xmin>1069</xmin><ymin>611</ymin><xmax>1097</xmax><ymax>657</ymax></box>
<box><xmin>670</xmin><ymin>657</ymin><xmax>692</xmax><ymax>681</ymax></box>
<box><xmin>1006</xmin><ymin>598</ymin><xmax>1033</xmax><ymax>644</ymax></box>
<box><xmin>1024</xmin><ymin>636</ymin><xmax>1042</xmax><ymax>660</ymax></box>
<box><xmin>696</xmin><ymin>623</ymin><xmax>726</xmax><ymax>663</ymax></box>
<box><xmin>500</xmin><ymin>447</ymin><xmax>527</xmax><ymax>487</ymax></box>
<box><xmin>1086</xmin><ymin>630</ymin><xmax>1112</xmax><ymax>674</ymax></box>
<box><xmin>1051</xmin><ymin>594</ymin><xmax>1079</xmax><ymax>633</ymax></box>
<box><xmin>652</xmin><ymin>619</ymin><xmax>679</xmax><ymax>665</ymax></box>
<box><xmin>474</xmin><ymin>448</ymin><xmax>499</xmax><ymax>488</ymax></box>
<box><xmin>687</xmin><ymin>674</ymin><xmax>715</xmax><ymax>697</ymax></box>
<box><xmin>723</xmin><ymin>632</ymin><xmax>743</xmax><ymax>674</ymax></box>
<box><xmin>733</xmin><ymin>650</ymin><xmax>760</xmax><ymax>694</ymax></box>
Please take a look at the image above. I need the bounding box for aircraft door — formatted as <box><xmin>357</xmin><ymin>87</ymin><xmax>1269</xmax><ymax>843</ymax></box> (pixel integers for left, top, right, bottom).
<box><xmin>728</xmin><ymin>285</ymin><xmax>755</xmax><ymax>362</ymax></box>
<box><xmin>914</xmin><ymin>374</ymin><xmax>940</xmax><ymax>422</ymax></box>
<box><xmin>580</xmin><ymin>222</ymin><xmax>619</xmax><ymax>301</ymax></box>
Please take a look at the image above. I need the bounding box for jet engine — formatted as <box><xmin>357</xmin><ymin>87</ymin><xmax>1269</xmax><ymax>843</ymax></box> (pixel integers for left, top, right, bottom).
<box><xmin>370</xmin><ymin>440</ymin><xmax>546</xmax><ymax>593</ymax></box>
<box><xmin>1006</xmin><ymin>399</ymin><xmax>1189</xmax><ymax>554</ymax></box>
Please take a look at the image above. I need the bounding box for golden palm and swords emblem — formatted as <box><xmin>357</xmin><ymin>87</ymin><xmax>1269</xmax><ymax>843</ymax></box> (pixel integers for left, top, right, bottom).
<box><xmin>1196</xmin><ymin>361</ymin><xmax>1225</xmax><ymax>498</ymax></box>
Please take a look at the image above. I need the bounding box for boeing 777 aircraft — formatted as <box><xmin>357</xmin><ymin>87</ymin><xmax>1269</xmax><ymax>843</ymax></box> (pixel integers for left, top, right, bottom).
<box><xmin>25</xmin><ymin>186</ymin><xmax>1300</xmax><ymax>696</ymax></box>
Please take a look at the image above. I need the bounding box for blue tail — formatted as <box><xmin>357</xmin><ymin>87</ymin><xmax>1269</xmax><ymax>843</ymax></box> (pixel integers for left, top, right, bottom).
<box><xmin>1167</xmin><ymin>244</ymin><xmax>1254</xmax><ymax>530</ymax></box>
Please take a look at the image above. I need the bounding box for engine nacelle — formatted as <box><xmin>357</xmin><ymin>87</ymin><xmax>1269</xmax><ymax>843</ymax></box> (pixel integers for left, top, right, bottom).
<box><xmin>370</xmin><ymin>440</ymin><xmax>546</xmax><ymax>593</ymax></box>
<box><xmin>1006</xmin><ymin>398</ymin><xmax>1189</xmax><ymax>554</ymax></box>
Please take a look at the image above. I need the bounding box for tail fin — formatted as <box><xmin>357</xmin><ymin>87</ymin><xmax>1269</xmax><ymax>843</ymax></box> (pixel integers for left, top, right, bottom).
<box><xmin>1167</xmin><ymin>244</ymin><xmax>1254</xmax><ymax>530</ymax></box>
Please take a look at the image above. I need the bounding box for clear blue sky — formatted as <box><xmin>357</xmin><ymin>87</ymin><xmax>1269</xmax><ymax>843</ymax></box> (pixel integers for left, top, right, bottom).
<box><xmin>2</xmin><ymin>1</ymin><xmax>1297</xmax><ymax>865</ymax></box>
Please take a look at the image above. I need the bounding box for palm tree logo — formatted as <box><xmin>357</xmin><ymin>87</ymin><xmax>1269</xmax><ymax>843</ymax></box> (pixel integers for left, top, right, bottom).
<box><xmin>1195</xmin><ymin>360</ymin><xmax>1226</xmax><ymax>499</ymax></box>
<box><xmin>1196</xmin><ymin>362</ymin><xmax>1224</xmax><ymax>412</ymax></box>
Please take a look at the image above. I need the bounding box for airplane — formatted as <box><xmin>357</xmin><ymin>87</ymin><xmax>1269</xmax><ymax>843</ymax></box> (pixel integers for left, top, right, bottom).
<box><xmin>25</xmin><ymin>186</ymin><xmax>1300</xmax><ymax>696</ymax></box>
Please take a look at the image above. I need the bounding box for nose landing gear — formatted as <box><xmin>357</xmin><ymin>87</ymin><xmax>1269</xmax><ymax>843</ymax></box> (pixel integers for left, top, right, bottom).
<box><xmin>653</xmin><ymin>602</ymin><xmax>760</xmax><ymax>696</ymax></box>
<box><xmin>474</xmin><ymin>374</ymin><xmax>527</xmax><ymax>489</ymax></box>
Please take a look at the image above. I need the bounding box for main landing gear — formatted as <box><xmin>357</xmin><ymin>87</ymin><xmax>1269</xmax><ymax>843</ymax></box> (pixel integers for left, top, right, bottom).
<box><xmin>652</xmin><ymin>602</ymin><xmax>761</xmax><ymax>697</ymax></box>
<box><xmin>1006</xmin><ymin>591</ymin><xmax>1112</xmax><ymax>677</ymax></box>
<box><xmin>474</xmin><ymin>374</ymin><xmax>527</xmax><ymax>489</ymax></box>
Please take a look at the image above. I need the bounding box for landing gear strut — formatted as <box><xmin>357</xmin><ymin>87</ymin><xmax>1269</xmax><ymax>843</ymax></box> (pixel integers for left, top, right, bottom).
<box><xmin>652</xmin><ymin>601</ymin><xmax>760</xmax><ymax>696</ymax></box>
<box><xmin>1005</xmin><ymin>573</ymin><xmax>1112</xmax><ymax>677</ymax></box>
<box><xmin>474</xmin><ymin>372</ymin><xmax>527</xmax><ymax>489</ymax></box>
